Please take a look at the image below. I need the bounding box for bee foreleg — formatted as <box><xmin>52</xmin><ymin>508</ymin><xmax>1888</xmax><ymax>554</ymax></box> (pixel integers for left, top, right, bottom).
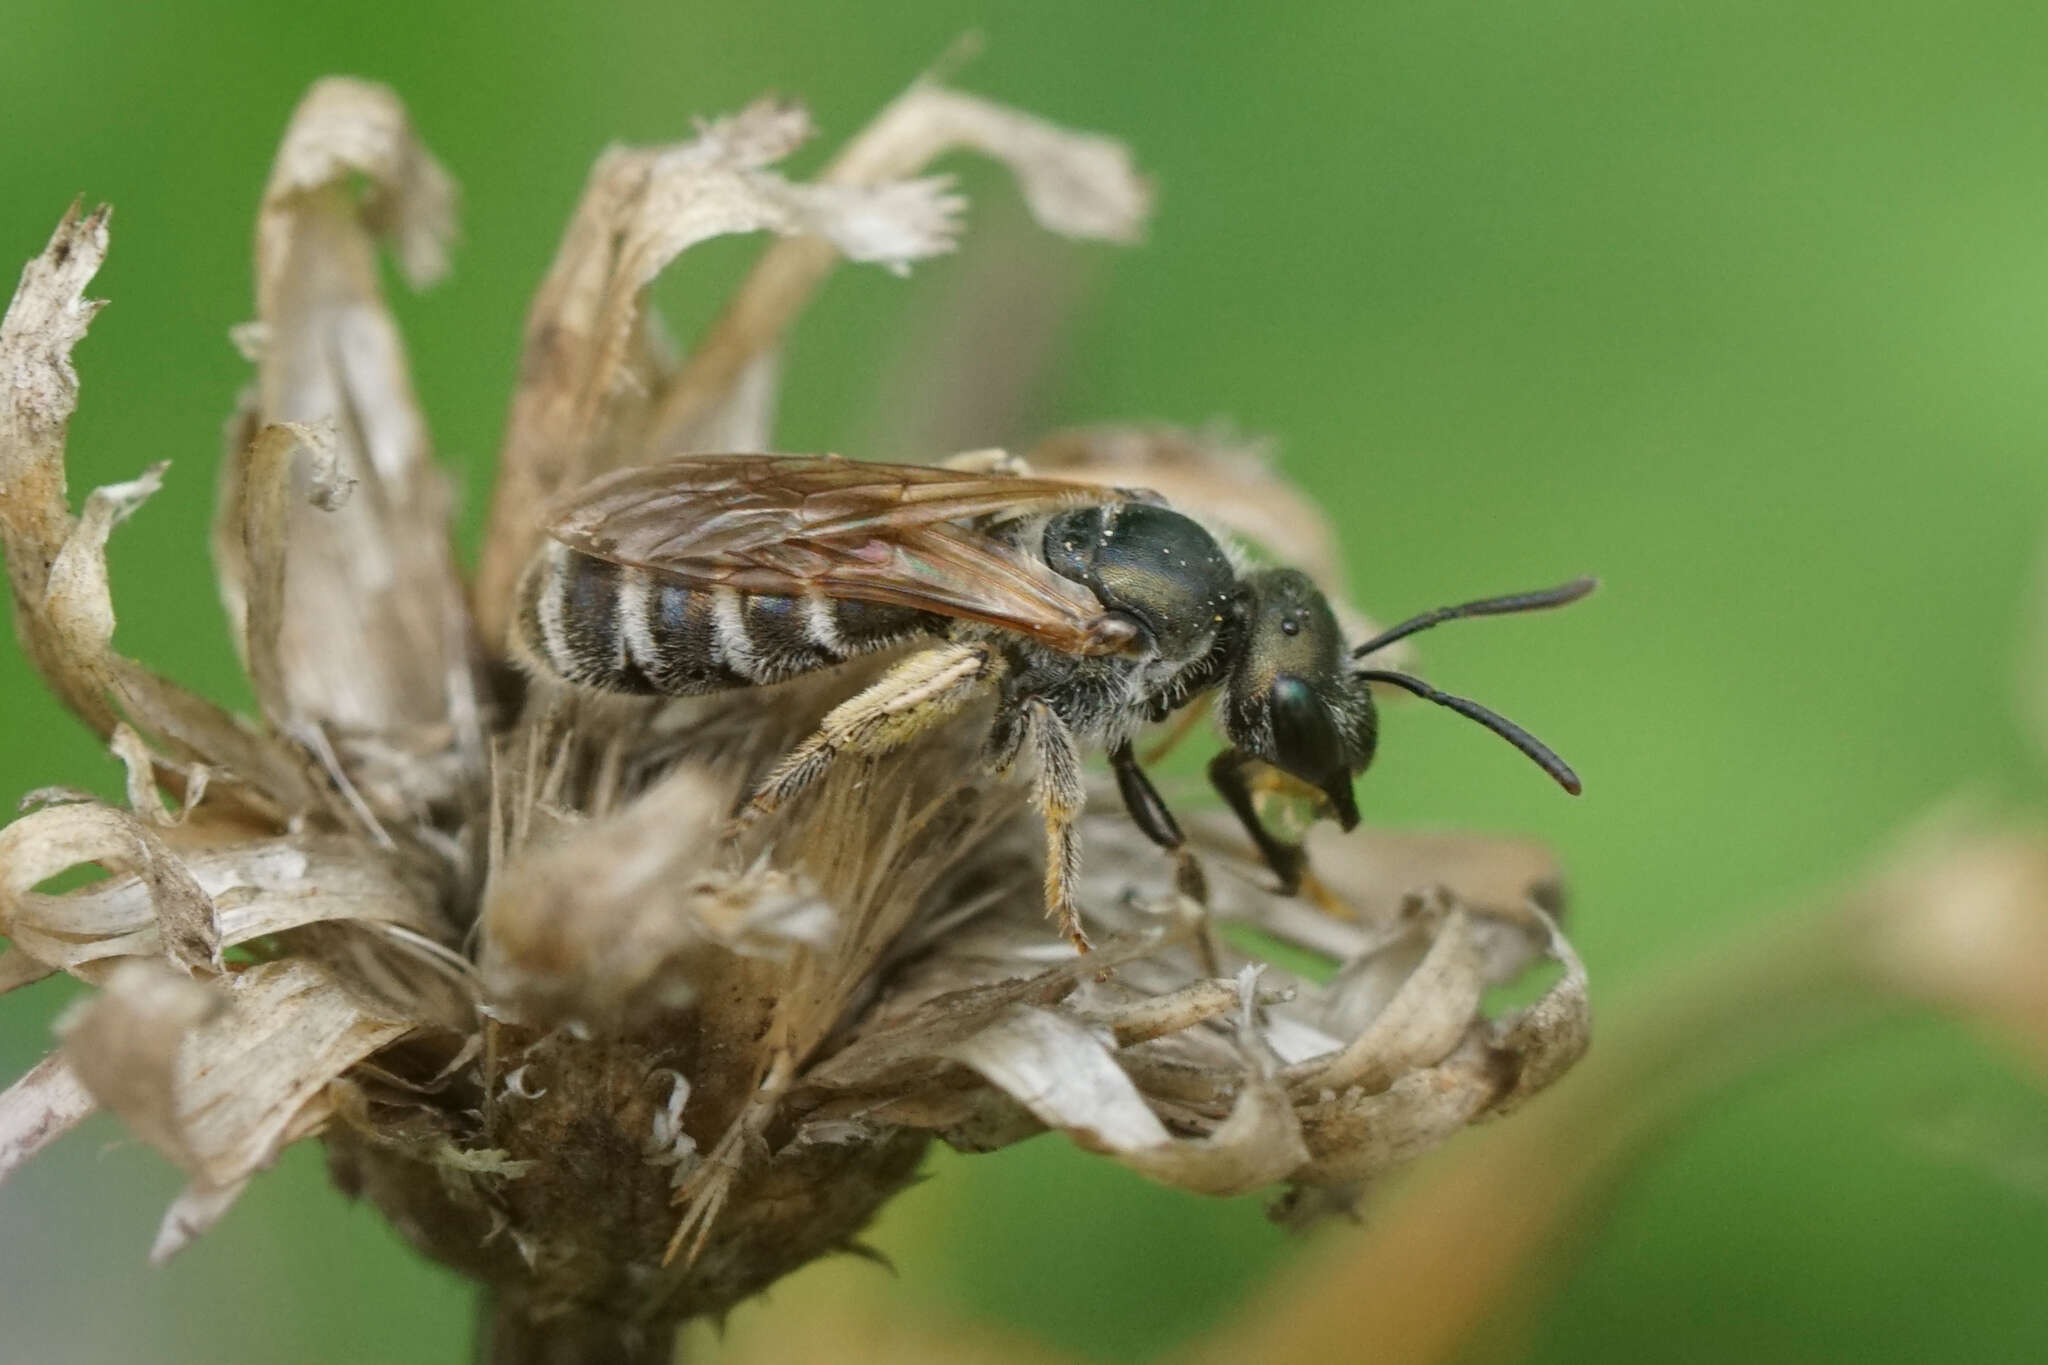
<box><xmin>1208</xmin><ymin>747</ymin><xmax>1309</xmax><ymax>895</ymax></box>
<box><xmin>1021</xmin><ymin>699</ymin><xmax>1091</xmax><ymax>953</ymax></box>
<box><xmin>734</xmin><ymin>643</ymin><xmax>1000</xmax><ymax>829</ymax></box>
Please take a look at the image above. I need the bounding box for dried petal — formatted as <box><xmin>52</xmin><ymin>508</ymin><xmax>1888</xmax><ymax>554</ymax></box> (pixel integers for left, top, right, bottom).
<box><xmin>1284</xmin><ymin>905</ymin><xmax>1488</xmax><ymax>1095</ymax></box>
<box><xmin>257</xmin><ymin>77</ymin><xmax>455</xmax><ymax>290</ymax></box>
<box><xmin>837</xmin><ymin>810</ymin><xmax>1584</xmax><ymax>1202</ymax></box>
<box><xmin>1085</xmin><ymin>975</ymin><xmax>1259</xmax><ymax>1047</ymax></box>
<box><xmin>1188</xmin><ymin>843</ymin><xmax>1979</xmax><ymax>1365</ymax></box>
<box><xmin>47</xmin><ymin>467</ymin><xmax>309</xmax><ymax>808</ymax></box>
<box><xmin>60</xmin><ymin>957</ymin><xmax>408</xmax><ymax>1190</ymax></box>
<box><xmin>1483</xmin><ymin>909</ymin><xmax>1591</xmax><ymax>1115</ymax></box>
<box><xmin>174</xmin><ymin>958</ymin><xmax>410</xmax><ymax>1186</ymax></box>
<box><xmin>58</xmin><ymin>961</ymin><xmax>220</xmax><ymax>1167</ymax></box>
<box><xmin>0</xmin><ymin>801</ymin><xmax>219</xmax><ymax>977</ymax></box>
<box><xmin>480</xmin><ymin>764</ymin><xmax>832</xmax><ymax>1027</ymax></box>
<box><xmin>0</xmin><ymin>950</ymin><xmax>53</xmax><ymax>994</ymax></box>
<box><xmin>871</xmin><ymin>85</ymin><xmax>1151</xmax><ymax>242</ymax></box>
<box><xmin>1200</xmin><ymin>818</ymin><xmax>1563</xmax><ymax>959</ymax></box>
<box><xmin>638</xmin><ymin>81</ymin><xmax>1154</xmax><ymax>466</ymax></box>
<box><xmin>474</xmin><ymin>98</ymin><xmax>971</xmax><ymax>640</ymax></box>
<box><xmin>0</xmin><ymin>1053</ymin><xmax>97</xmax><ymax>1187</ymax></box>
<box><xmin>945</xmin><ymin>999</ymin><xmax>1307</xmax><ymax>1197</ymax></box>
<box><xmin>800</xmin><ymin>960</ymin><xmax>1111</xmax><ymax>1104</ymax></box>
<box><xmin>0</xmin><ymin>799</ymin><xmax>442</xmax><ymax>983</ymax></box>
<box><xmin>227</xmin><ymin>421</ymin><xmax>340</xmax><ymax>725</ymax></box>
<box><xmin>0</xmin><ymin>201</ymin><xmax>108</xmax><ymax>619</ymax></box>
<box><xmin>151</xmin><ymin>1177</ymin><xmax>252</xmax><ymax>1264</ymax></box>
<box><xmin>109</xmin><ymin>723</ymin><xmax>174</xmax><ymax>822</ymax></box>
<box><xmin>1292</xmin><ymin>913</ymin><xmax>1587</xmax><ymax>1189</ymax></box>
<box><xmin>225</xmin><ymin>77</ymin><xmax>482</xmax><ymax>766</ymax></box>
<box><xmin>0</xmin><ymin>210</ymin><xmax>315</xmax><ymax>812</ymax></box>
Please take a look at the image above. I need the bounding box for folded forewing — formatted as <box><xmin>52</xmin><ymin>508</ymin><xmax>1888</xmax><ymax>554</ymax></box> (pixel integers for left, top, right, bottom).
<box><xmin>544</xmin><ymin>455</ymin><xmax>1138</xmax><ymax>654</ymax></box>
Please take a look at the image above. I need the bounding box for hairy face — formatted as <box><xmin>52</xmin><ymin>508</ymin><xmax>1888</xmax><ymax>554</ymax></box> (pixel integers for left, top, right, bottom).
<box><xmin>1225</xmin><ymin>568</ymin><xmax>1377</xmax><ymax>828</ymax></box>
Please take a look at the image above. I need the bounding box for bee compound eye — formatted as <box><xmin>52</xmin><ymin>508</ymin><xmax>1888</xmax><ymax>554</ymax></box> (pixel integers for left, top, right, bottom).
<box><xmin>1268</xmin><ymin>676</ymin><xmax>1360</xmax><ymax>829</ymax></box>
<box><xmin>1267</xmin><ymin>677</ymin><xmax>1340</xmax><ymax>779</ymax></box>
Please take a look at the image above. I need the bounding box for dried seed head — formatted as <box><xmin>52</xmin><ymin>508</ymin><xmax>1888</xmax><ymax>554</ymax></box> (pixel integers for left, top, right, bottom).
<box><xmin>0</xmin><ymin>66</ymin><xmax>1589</xmax><ymax>1355</ymax></box>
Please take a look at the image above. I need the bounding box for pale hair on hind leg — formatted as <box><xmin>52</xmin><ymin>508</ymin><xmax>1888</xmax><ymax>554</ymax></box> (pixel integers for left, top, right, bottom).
<box><xmin>732</xmin><ymin>642</ymin><xmax>1002</xmax><ymax>829</ymax></box>
<box><xmin>1020</xmin><ymin>697</ymin><xmax>1090</xmax><ymax>952</ymax></box>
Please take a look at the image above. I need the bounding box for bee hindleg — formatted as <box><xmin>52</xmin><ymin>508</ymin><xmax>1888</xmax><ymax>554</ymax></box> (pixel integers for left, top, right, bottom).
<box><xmin>1020</xmin><ymin>698</ymin><xmax>1092</xmax><ymax>953</ymax></box>
<box><xmin>1207</xmin><ymin>747</ymin><xmax>1309</xmax><ymax>895</ymax></box>
<box><xmin>734</xmin><ymin>643</ymin><xmax>999</xmax><ymax>828</ymax></box>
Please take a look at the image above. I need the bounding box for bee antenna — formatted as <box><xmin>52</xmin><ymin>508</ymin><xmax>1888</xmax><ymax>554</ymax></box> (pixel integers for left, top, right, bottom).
<box><xmin>1350</xmin><ymin>577</ymin><xmax>1597</xmax><ymax>660</ymax></box>
<box><xmin>1353</xmin><ymin>669</ymin><xmax>1582</xmax><ymax>795</ymax></box>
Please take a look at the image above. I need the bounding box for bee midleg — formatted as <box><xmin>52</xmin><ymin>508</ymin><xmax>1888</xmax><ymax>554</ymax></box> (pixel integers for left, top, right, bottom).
<box><xmin>733</xmin><ymin>642</ymin><xmax>1001</xmax><ymax>827</ymax></box>
<box><xmin>1110</xmin><ymin>742</ymin><xmax>1185</xmax><ymax>850</ymax></box>
<box><xmin>1020</xmin><ymin>698</ymin><xmax>1091</xmax><ymax>953</ymax></box>
<box><xmin>1109</xmin><ymin>741</ymin><xmax>1211</xmax><ymax>910</ymax></box>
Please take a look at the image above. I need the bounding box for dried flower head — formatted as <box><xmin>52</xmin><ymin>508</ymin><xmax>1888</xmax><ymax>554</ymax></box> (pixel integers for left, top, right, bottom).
<box><xmin>0</xmin><ymin>72</ymin><xmax>1589</xmax><ymax>1360</ymax></box>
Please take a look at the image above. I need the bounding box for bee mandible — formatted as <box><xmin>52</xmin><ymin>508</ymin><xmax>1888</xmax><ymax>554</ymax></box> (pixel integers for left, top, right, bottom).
<box><xmin>513</xmin><ymin>452</ymin><xmax>1592</xmax><ymax>950</ymax></box>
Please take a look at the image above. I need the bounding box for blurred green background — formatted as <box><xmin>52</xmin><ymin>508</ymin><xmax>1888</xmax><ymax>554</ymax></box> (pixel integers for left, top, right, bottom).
<box><xmin>6</xmin><ymin>1</ymin><xmax>2048</xmax><ymax>1361</ymax></box>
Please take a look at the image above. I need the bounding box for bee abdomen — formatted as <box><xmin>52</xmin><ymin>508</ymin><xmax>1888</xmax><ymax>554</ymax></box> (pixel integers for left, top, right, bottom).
<box><xmin>516</xmin><ymin>542</ymin><xmax>937</xmax><ymax>696</ymax></box>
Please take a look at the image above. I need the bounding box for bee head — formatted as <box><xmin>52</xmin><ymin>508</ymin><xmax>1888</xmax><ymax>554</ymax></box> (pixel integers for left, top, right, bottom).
<box><xmin>1224</xmin><ymin>571</ymin><xmax>1595</xmax><ymax>833</ymax></box>
<box><xmin>1223</xmin><ymin>569</ymin><xmax>1377</xmax><ymax>830</ymax></box>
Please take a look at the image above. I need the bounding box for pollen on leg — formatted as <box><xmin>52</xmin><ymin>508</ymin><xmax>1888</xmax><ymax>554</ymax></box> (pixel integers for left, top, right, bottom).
<box><xmin>734</xmin><ymin>643</ymin><xmax>1000</xmax><ymax>827</ymax></box>
<box><xmin>1046</xmin><ymin>822</ymin><xmax>1092</xmax><ymax>953</ymax></box>
<box><xmin>1022</xmin><ymin>698</ymin><xmax>1091</xmax><ymax>951</ymax></box>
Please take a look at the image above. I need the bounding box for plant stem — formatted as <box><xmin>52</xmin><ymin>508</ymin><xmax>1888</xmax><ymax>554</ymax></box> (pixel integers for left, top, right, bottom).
<box><xmin>474</xmin><ymin>1292</ymin><xmax>679</xmax><ymax>1365</ymax></box>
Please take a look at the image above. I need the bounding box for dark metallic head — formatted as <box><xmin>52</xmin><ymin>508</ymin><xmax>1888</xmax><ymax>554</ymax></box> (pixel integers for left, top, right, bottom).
<box><xmin>1221</xmin><ymin>569</ymin><xmax>1376</xmax><ymax>828</ymax></box>
<box><xmin>1223</xmin><ymin>571</ymin><xmax>1597</xmax><ymax>829</ymax></box>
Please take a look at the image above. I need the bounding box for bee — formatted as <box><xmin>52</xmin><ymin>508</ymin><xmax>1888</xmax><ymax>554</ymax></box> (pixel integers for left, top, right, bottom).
<box><xmin>513</xmin><ymin>453</ymin><xmax>1591</xmax><ymax>950</ymax></box>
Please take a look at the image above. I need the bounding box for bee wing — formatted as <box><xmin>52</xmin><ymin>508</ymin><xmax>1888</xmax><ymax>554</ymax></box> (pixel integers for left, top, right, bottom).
<box><xmin>544</xmin><ymin>454</ymin><xmax>1140</xmax><ymax>653</ymax></box>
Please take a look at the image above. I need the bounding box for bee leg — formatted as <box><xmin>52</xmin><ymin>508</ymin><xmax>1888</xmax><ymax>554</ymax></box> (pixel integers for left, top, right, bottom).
<box><xmin>1110</xmin><ymin>742</ymin><xmax>1220</xmax><ymax>975</ymax></box>
<box><xmin>1207</xmin><ymin>747</ymin><xmax>1309</xmax><ymax>895</ymax></box>
<box><xmin>1020</xmin><ymin>698</ymin><xmax>1092</xmax><ymax>953</ymax></box>
<box><xmin>981</xmin><ymin>706</ymin><xmax>1029</xmax><ymax>777</ymax></box>
<box><xmin>733</xmin><ymin>643</ymin><xmax>999</xmax><ymax>829</ymax></box>
<box><xmin>1109</xmin><ymin>742</ymin><xmax>1209</xmax><ymax>902</ymax></box>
